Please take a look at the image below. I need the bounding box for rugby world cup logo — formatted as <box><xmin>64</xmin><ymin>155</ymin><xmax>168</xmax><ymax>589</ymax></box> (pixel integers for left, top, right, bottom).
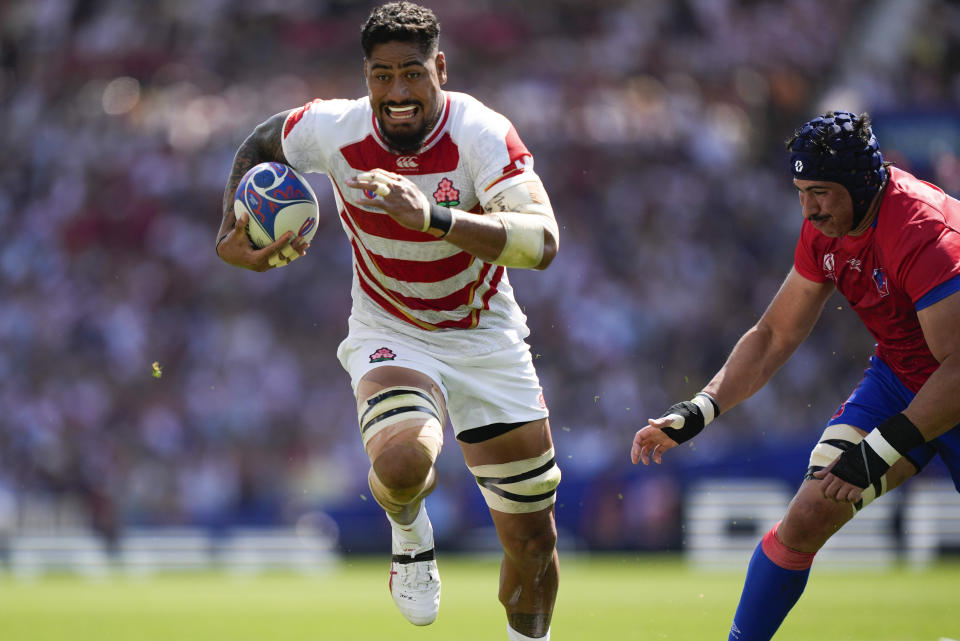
<box><xmin>872</xmin><ymin>268</ymin><xmax>889</xmax><ymax>297</ymax></box>
<box><xmin>298</xmin><ymin>218</ymin><xmax>316</xmax><ymax>238</ymax></box>
<box><xmin>822</xmin><ymin>253</ymin><xmax>836</xmax><ymax>280</ymax></box>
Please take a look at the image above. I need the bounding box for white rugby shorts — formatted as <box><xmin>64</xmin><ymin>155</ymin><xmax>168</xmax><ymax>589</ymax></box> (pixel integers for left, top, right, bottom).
<box><xmin>337</xmin><ymin>327</ymin><xmax>549</xmax><ymax>435</ymax></box>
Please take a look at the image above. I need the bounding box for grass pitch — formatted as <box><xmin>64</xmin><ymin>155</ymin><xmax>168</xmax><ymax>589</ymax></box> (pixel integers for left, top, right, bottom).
<box><xmin>0</xmin><ymin>555</ymin><xmax>957</xmax><ymax>641</ymax></box>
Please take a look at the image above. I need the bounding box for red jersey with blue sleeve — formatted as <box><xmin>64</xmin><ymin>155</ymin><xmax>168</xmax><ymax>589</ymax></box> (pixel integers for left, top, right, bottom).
<box><xmin>794</xmin><ymin>167</ymin><xmax>960</xmax><ymax>392</ymax></box>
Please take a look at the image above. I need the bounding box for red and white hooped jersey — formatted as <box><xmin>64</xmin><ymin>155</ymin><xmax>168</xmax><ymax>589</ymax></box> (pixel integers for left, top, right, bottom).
<box><xmin>281</xmin><ymin>91</ymin><xmax>541</xmax><ymax>354</ymax></box>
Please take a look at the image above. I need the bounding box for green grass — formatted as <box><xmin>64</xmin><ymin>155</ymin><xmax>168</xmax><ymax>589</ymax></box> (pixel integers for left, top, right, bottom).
<box><xmin>0</xmin><ymin>555</ymin><xmax>957</xmax><ymax>640</ymax></box>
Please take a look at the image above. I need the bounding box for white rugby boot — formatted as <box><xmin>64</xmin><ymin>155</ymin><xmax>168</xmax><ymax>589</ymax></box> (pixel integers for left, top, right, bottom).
<box><xmin>388</xmin><ymin>506</ymin><xmax>441</xmax><ymax>625</ymax></box>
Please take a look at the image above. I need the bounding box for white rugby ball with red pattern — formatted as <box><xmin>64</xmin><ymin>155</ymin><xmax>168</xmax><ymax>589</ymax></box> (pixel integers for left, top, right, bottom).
<box><xmin>234</xmin><ymin>162</ymin><xmax>319</xmax><ymax>248</ymax></box>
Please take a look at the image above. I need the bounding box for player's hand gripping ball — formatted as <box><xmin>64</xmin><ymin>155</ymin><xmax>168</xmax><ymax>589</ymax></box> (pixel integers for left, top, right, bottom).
<box><xmin>234</xmin><ymin>162</ymin><xmax>319</xmax><ymax>248</ymax></box>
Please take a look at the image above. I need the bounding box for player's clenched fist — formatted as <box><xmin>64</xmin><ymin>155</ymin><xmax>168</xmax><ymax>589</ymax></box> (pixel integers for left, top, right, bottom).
<box><xmin>631</xmin><ymin>392</ymin><xmax>720</xmax><ymax>465</ymax></box>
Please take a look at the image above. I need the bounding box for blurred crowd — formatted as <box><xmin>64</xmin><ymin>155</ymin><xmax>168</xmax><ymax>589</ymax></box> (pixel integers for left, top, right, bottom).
<box><xmin>1</xmin><ymin>0</ymin><xmax>958</xmax><ymax>551</ymax></box>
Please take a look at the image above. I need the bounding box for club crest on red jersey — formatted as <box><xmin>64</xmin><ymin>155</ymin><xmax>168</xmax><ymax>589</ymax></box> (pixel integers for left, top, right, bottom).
<box><xmin>369</xmin><ymin>347</ymin><xmax>397</xmax><ymax>363</ymax></box>
<box><xmin>433</xmin><ymin>178</ymin><xmax>460</xmax><ymax>207</ymax></box>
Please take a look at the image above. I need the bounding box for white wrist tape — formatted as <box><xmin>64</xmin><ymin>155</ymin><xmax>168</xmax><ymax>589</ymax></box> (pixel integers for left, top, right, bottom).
<box><xmin>690</xmin><ymin>392</ymin><xmax>718</xmax><ymax>426</ymax></box>
<box><xmin>864</xmin><ymin>429</ymin><xmax>902</xmax><ymax>466</ymax></box>
<box><xmin>418</xmin><ymin>191</ymin><xmax>431</xmax><ymax>232</ymax></box>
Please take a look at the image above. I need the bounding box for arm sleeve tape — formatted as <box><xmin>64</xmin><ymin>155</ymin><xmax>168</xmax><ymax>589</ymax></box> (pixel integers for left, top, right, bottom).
<box><xmin>875</xmin><ymin>412</ymin><xmax>925</xmax><ymax>457</ymax></box>
<box><xmin>863</xmin><ymin>429</ymin><xmax>902</xmax><ymax>467</ymax></box>
<box><xmin>492</xmin><ymin>206</ymin><xmax>558</xmax><ymax>268</ymax></box>
<box><xmin>840</xmin><ymin>413</ymin><xmax>924</xmax><ymax>482</ymax></box>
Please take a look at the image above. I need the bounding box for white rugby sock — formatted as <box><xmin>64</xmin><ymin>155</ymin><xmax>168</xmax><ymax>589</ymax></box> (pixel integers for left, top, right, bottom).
<box><xmin>388</xmin><ymin>503</ymin><xmax>431</xmax><ymax>543</ymax></box>
<box><xmin>507</xmin><ymin>624</ymin><xmax>550</xmax><ymax>641</ymax></box>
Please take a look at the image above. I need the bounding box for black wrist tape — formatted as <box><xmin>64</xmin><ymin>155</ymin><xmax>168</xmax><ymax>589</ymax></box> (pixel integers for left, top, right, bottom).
<box><xmin>658</xmin><ymin>400</ymin><xmax>706</xmax><ymax>445</ymax></box>
<box><xmin>429</xmin><ymin>205</ymin><xmax>453</xmax><ymax>237</ymax></box>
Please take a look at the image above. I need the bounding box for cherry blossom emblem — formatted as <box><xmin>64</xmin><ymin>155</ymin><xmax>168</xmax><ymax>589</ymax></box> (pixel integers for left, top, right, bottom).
<box><xmin>369</xmin><ymin>347</ymin><xmax>397</xmax><ymax>363</ymax></box>
<box><xmin>433</xmin><ymin>178</ymin><xmax>460</xmax><ymax>207</ymax></box>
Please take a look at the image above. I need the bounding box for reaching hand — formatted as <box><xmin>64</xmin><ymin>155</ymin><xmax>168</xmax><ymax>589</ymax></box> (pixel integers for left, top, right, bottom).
<box><xmin>216</xmin><ymin>212</ymin><xmax>309</xmax><ymax>271</ymax></box>
<box><xmin>631</xmin><ymin>422</ymin><xmax>681</xmax><ymax>465</ymax></box>
<box><xmin>630</xmin><ymin>392</ymin><xmax>719</xmax><ymax>465</ymax></box>
<box><xmin>812</xmin><ymin>458</ymin><xmax>865</xmax><ymax>504</ymax></box>
<box><xmin>811</xmin><ymin>414</ymin><xmax>925</xmax><ymax>504</ymax></box>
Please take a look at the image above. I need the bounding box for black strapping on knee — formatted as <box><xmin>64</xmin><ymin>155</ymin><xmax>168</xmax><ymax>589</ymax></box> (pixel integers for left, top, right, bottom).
<box><xmin>474</xmin><ymin>458</ymin><xmax>559</xmax><ymax>504</ymax></box>
<box><xmin>822</xmin><ymin>438</ymin><xmax>857</xmax><ymax>451</ymax></box>
<box><xmin>805</xmin><ymin>437</ymin><xmax>858</xmax><ymax>480</ymax></box>
<box><xmin>361</xmin><ymin>388</ymin><xmax>439</xmax><ymax>426</ymax></box>
<box><xmin>362</xmin><ymin>404</ymin><xmax>439</xmax><ymax>435</ymax></box>
<box><xmin>803</xmin><ymin>465</ymin><xmax>823</xmax><ymax>481</ymax></box>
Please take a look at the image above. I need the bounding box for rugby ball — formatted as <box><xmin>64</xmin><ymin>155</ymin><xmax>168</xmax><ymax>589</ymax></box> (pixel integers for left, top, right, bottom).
<box><xmin>234</xmin><ymin>162</ymin><xmax>319</xmax><ymax>248</ymax></box>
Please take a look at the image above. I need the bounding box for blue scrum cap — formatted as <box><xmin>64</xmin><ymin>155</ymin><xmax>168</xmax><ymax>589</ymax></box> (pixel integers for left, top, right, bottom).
<box><xmin>788</xmin><ymin>111</ymin><xmax>886</xmax><ymax>224</ymax></box>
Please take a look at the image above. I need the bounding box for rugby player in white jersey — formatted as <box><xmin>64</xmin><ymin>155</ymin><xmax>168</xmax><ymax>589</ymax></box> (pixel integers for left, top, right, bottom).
<box><xmin>215</xmin><ymin>3</ymin><xmax>560</xmax><ymax>639</ymax></box>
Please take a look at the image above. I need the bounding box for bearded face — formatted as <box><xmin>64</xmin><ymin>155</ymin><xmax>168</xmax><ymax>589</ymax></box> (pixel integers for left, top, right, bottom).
<box><xmin>365</xmin><ymin>40</ymin><xmax>447</xmax><ymax>153</ymax></box>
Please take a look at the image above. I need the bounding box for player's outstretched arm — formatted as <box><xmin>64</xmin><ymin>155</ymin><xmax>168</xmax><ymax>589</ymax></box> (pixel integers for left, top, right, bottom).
<box><xmin>632</xmin><ymin>268</ymin><xmax>834</xmax><ymax>465</ymax></box>
<box><xmin>704</xmin><ymin>268</ymin><xmax>834</xmax><ymax>409</ymax></box>
<box><xmin>216</xmin><ymin>110</ymin><xmax>307</xmax><ymax>271</ymax></box>
<box><xmin>816</xmin><ymin>289</ymin><xmax>960</xmax><ymax>502</ymax></box>
<box><xmin>347</xmin><ymin>172</ymin><xmax>558</xmax><ymax>270</ymax></box>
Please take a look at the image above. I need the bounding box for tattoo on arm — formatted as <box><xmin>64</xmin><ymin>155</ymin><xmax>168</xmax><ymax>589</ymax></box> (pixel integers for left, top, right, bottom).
<box><xmin>486</xmin><ymin>191</ymin><xmax>508</xmax><ymax>213</ymax></box>
<box><xmin>483</xmin><ymin>180</ymin><xmax>551</xmax><ymax>214</ymax></box>
<box><xmin>219</xmin><ymin>110</ymin><xmax>291</xmax><ymax>233</ymax></box>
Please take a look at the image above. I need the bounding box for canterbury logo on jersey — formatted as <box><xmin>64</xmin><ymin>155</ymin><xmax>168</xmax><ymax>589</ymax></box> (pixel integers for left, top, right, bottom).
<box><xmin>396</xmin><ymin>155</ymin><xmax>419</xmax><ymax>170</ymax></box>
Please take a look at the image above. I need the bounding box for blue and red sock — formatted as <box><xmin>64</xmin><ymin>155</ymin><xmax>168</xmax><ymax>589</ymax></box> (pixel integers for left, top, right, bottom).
<box><xmin>728</xmin><ymin>522</ymin><xmax>815</xmax><ymax>641</ymax></box>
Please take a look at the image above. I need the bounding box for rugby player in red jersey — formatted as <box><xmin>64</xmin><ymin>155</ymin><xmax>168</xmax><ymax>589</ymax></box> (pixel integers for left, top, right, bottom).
<box><xmin>632</xmin><ymin>110</ymin><xmax>960</xmax><ymax>640</ymax></box>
